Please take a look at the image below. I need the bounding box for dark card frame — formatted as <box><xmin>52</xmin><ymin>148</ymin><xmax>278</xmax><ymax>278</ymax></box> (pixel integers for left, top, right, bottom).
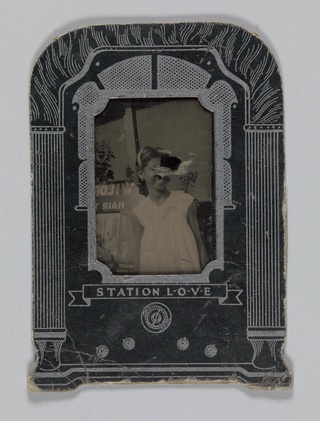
<box><xmin>29</xmin><ymin>22</ymin><xmax>292</xmax><ymax>391</ymax></box>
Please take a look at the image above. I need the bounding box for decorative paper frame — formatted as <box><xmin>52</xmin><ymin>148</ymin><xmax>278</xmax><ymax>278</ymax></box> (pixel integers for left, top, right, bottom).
<box><xmin>29</xmin><ymin>22</ymin><xmax>292</xmax><ymax>391</ymax></box>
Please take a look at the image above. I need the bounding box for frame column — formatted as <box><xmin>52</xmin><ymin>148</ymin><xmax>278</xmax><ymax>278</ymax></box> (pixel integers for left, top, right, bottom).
<box><xmin>32</xmin><ymin>126</ymin><xmax>66</xmax><ymax>370</ymax></box>
<box><xmin>245</xmin><ymin>125</ymin><xmax>285</xmax><ymax>368</ymax></box>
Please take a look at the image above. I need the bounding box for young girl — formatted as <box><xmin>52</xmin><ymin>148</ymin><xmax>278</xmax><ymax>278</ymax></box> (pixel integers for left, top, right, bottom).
<box><xmin>132</xmin><ymin>146</ymin><xmax>208</xmax><ymax>275</ymax></box>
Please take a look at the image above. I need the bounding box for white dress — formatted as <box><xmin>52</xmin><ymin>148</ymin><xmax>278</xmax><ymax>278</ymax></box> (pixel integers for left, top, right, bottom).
<box><xmin>133</xmin><ymin>191</ymin><xmax>201</xmax><ymax>274</ymax></box>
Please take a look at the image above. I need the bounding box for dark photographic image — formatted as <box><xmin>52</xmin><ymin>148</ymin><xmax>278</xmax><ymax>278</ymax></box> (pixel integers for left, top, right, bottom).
<box><xmin>95</xmin><ymin>98</ymin><xmax>214</xmax><ymax>275</ymax></box>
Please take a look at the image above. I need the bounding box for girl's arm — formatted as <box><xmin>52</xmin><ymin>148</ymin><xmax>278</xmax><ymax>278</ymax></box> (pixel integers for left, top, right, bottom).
<box><xmin>187</xmin><ymin>201</ymin><xmax>209</xmax><ymax>270</ymax></box>
<box><xmin>131</xmin><ymin>211</ymin><xmax>144</xmax><ymax>274</ymax></box>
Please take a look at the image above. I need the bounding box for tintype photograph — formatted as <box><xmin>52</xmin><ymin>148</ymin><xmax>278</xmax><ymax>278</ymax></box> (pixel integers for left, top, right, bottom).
<box><xmin>29</xmin><ymin>22</ymin><xmax>292</xmax><ymax>391</ymax></box>
<box><xmin>95</xmin><ymin>98</ymin><xmax>214</xmax><ymax>276</ymax></box>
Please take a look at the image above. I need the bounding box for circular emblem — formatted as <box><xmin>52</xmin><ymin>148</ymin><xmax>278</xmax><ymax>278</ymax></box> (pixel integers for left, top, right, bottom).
<box><xmin>141</xmin><ymin>302</ymin><xmax>172</xmax><ymax>334</ymax></box>
<box><xmin>205</xmin><ymin>344</ymin><xmax>218</xmax><ymax>358</ymax></box>
<box><xmin>123</xmin><ymin>338</ymin><xmax>135</xmax><ymax>350</ymax></box>
<box><xmin>177</xmin><ymin>337</ymin><xmax>189</xmax><ymax>350</ymax></box>
<box><xmin>96</xmin><ymin>345</ymin><xmax>109</xmax><ymax>358</ymax></box>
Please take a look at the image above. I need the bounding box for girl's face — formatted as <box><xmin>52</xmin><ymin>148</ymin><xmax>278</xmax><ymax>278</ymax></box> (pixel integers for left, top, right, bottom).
<box><xmin>140</xmin><ymin>157</ymin><xmax>171</xmax><ymax>192</ymax></box>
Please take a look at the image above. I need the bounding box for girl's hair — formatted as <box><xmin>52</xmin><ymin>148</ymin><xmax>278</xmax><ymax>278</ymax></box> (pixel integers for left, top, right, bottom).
<box><xmin>137</xmin><ymin>146</ymin><xmax>165</xmax><ymax>170</ymax></box>
<box><xmin>135</xmin><ymin>146</ymin><xmax>166</xmax><ymax>195</ymax></box>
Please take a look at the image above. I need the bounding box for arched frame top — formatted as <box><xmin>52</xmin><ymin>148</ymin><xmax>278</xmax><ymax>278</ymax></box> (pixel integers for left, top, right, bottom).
<box><xmin>31</xmin><ymin>23</ymin><xmax>283</xmax><ymax>128</ymax></box>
